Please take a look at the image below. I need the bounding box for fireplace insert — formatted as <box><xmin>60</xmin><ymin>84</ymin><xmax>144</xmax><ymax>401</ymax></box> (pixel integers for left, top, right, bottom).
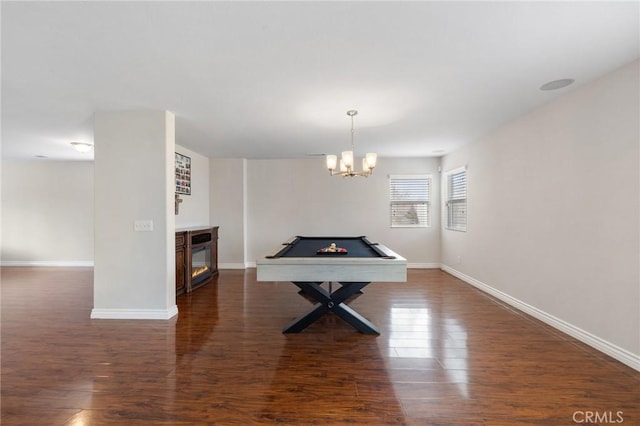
<box><xmin>191</xmin><ymin>245</ymin><xmax>212</xmax><ymax>286</ymax></box>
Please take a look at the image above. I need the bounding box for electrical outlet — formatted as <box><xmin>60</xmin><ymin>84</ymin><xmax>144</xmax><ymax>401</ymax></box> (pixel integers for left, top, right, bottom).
<box><xmin>457</xmin><ymin>256</ymin><xmax>462</xmax><ymax>264</ymax></box>
<box><xmin>134</xmin><ymin>220</ymin><xmax>154</xmax><ymax>232</ymax></box>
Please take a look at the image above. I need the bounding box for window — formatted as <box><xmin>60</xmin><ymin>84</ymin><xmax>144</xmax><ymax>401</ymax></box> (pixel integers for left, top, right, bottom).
<box><xmin>389</xmin><ymin>175</ymin><xmax>431</xmax><ymax>227</ymax></box>
<box><xmin>445</xmin><ymin>167</ymin><xmax>467</xmax><ymax>231</ymax></box>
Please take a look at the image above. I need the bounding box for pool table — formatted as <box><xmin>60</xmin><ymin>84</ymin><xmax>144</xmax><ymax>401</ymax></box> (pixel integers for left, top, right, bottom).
<box><xmin>256</xmin><ymin>236</ymin><xmax>407</xmax><ymax>334</ymax></box>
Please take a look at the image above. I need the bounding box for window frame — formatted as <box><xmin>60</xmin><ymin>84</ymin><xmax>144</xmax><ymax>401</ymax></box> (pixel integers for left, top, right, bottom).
<box><xmin>444</xmin><ymin>166</ymin><xmax>467</xmax><ymax>232</ymax></box>
<box><xmin>388</xmin><ymin>174</ymin><xmax>432</xmax><ymax>228</ymax></box>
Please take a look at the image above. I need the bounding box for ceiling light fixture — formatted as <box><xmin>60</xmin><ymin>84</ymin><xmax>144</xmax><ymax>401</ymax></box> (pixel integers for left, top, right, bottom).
<box><xmin>540</xmin><ymin>78</ymin><xmax>575</xmax><ymax>91</ymax></box>
<box><xmin>326</xmin><ymin>110</ymin><xmax>377</xmax><ymax>177</ymax></box>
<box><xmin>71</xmin><ymin>142</ymin><xmax>93</xmax><ymax>153</ymax></box>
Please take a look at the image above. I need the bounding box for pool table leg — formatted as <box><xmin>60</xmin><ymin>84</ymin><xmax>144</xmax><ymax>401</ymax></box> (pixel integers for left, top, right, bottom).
<box><xmin>283</xmin><ymin>282</ymin><xmax>379</xmax><ymax>335</ymax></box>
<box><xmin>331</xmin><ymin>300</ymin><xmax>380</xmax><ymax>335</ymax></box>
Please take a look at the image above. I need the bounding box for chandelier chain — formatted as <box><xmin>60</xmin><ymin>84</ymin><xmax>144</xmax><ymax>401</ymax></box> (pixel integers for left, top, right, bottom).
<box><xmin>350</xmin><ymin>113</ymin><xmax>355</xmax><ymax>153</ymax></box>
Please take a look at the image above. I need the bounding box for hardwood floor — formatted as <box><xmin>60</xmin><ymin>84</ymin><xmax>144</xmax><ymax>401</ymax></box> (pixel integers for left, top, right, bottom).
<box><xmin>1</xmin><ymin>267</ymin><xmax>638</xmax><ymax>425</ymax></box>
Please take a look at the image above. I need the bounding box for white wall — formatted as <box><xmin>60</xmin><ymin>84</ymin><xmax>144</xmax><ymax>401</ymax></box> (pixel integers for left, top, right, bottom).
<box><xmin>2</xmin><ymin>155</ymin><xmax>441</xmax><ymax>269</ymax></box>
<box><xmin>246</xmin><ymin>157</ymin><xmax>441</xmax><ymax>266</ymax></box>
<box><xmin>1</xmin><ymin>160</ymin><xmax>94</xmax><ymax>265</ymax></box>
<box><xmin>175</xmin><ymin>144</ymin><xmax>210</xmax><ymax>228</ymax></box>
<box><xmin>1</xmin><ymin>145</ymin><xmax>210</xmax><ymax>266</ymax></box>
<box><xmin>93</xmin><ymin>110</ymin><xmax>176</xmax><ymax>319</ymax></box>
<box><xmin>440</xmin><ymin>60</ymin><xmax>640</xmax><ymax>367</ymax></box>
<box><xmin>210</xmin><ymin>158</ymin><xmax>246</xmax><ymax>268</ymax></box>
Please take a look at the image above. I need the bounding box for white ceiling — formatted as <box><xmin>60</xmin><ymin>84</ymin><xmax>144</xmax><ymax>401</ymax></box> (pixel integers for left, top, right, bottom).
<box><xmin>2</xmin><ymin>1</ymin><xmax>639</xmax><ymax>161</ymax></box>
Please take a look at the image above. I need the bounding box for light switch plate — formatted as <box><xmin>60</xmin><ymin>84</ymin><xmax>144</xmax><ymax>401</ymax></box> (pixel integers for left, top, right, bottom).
<box><xmin>134</xmin><ymin>220</ymin><xmax>154</xmax><ymax>232</ymax></box>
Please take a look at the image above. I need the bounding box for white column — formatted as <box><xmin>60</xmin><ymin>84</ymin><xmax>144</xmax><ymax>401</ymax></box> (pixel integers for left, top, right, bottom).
<box><xmin>92</xmin><ymin>110</ymin><xmax>176</xmax><ymax>319</ymax></box>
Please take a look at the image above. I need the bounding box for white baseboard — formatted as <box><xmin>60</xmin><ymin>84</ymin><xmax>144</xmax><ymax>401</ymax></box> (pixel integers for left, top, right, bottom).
<box><xmin>219</xmin><ymin>262</ymin><xmax>251</xmax><ymax>269</ymax></box>
<box><xmin>1</xmin><ymin>260</ymin><xmax>94</xmax><ymax>267</ymax></box>
<box><xmin>90</xmin><ymin>305</ymin><xmax>178</xmax><ymax>320</ymax></box>
<box><xmin>441</xmin><ymin>264</ymin><xmax>640</xmax><ymax>372</ymax></box>
<box><xmin>408</xmin><ymin>263</ymin><xmax>440</xmax><ymax>269</ymax></box>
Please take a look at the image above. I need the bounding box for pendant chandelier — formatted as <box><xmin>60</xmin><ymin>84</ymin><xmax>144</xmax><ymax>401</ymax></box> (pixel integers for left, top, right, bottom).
<box><xmin>326</xmin><ymin>110</ymin><xmax>377</xmax><ymax>177</ymax></box>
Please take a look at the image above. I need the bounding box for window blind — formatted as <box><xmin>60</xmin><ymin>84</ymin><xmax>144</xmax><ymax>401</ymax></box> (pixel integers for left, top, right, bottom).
<box><xmin>446</xmin><ymin>168</ymin><xmax>467</xmax><ymax>231</ymax></box>
<box><xmin>389</xmin><ymin>175</ymin><xmax>431</xmax><ymax>227</ymax></box>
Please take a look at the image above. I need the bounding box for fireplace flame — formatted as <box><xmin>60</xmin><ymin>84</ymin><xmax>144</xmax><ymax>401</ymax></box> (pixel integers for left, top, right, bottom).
<box><xmin>192</xmin><ymin>266</ymin><xmax>210</xmax><ymax>278</ymax></box>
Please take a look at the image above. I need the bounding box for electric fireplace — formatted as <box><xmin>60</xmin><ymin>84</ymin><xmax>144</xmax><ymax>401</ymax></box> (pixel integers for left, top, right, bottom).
<box><xmin>176</xmin><ymin>226</ymin><xmax>219</xmax><ymax>294</ymax></box>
